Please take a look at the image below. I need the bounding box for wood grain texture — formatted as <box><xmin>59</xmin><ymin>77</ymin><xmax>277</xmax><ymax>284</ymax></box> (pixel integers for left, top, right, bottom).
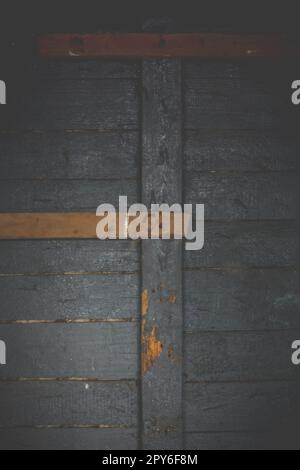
<box><xmin>0</xmin><ymin>131</ymin><xmax>139</xmax><ymax>179</ymax></box>
<box><xmin>0</xmin><ymin>323</ymin><xmax>138</xmax><ymax>380</ymax></box>
<box><xmin>0</xmin><ymin>79</ymin><xmax>138</xmax><ymax>131</ymax></box>
<box><xmin>0</xmin><ymin>381</ymin><xmax>137</xmax><ymax>427</ymax></box>
<box><xmin>185</xmin><ymin>330</ymin><xmax>299</xmax><ymax>382</ymax></box>
<box><xmin>184</xmin><ymin>269</ymin><xmax>300</xmax><ymax>331</ymax></box>
<box><xmin>0</xmin><ymin>212</ymin><xmax>187</xmax><ymax>240</ymax></box>
<box><xmin>0</xmin><ymin>240</ymin><xmax>139</xmax><ymax>274</ymax></box>
<box><xmin>38</xmin><ymin>34</ymin><xmax>300</xmax><ymax>58</ymax></box>
<box><xmin>185</xmin><ymin>77</ymin><xmax>299</xmax><ymax>131</ymax></box>
<box><xmin>184</xmin><ymin>221</ymin><xmax>300</xmax><ymax>268</ymax></box>
<box><xmin>0</xmin><ymin>273</ymin><xmax>138</xmax><ymax>322</ymax></box>
<box><xmin>185</xmin><ymin>172</ymin><xmax>299</xmax><ymax>220</ymax></box>
<box><xmin>185</xmin><ymin>432</ymin><xmax>288</xmax><ymax>451</ymax></box>
<box><xmin>184</xmin><ymin>130</ymin><xmax>300</xmax><ymax>172</ymax></box>
<box><xmin>0</xmin><ymin>428</ymin><xmax>137</xmax><ymax>450</ymax></box>
<box><xmin>185</xmin><ymin>382</ymin><xmax>300</xmax><ymax>434</ymax></box>
<box><xmin>141</xmin><ymin>59</ymin><xmax>183</xmax><ymax>450</ymax></box>
<box><xmin>32</xmin><ymin>60</ymin><xmax>140</xmax><ymax>80</ymax></box>
<box><xmin>0</xmin><ymin>179</ymin><xmax>138</xmax><ymax>212</ymax></box>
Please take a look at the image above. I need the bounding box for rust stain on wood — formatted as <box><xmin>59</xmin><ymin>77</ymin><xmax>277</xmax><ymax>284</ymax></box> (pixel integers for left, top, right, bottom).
<box><xmin>142</xmin><ymin>326</ymin><xmax>163</xmax><ymax>375</ymax></box>
<box><xmin>141</xmin><ymin>289</ymin><xmax>163</xmax><ymax>374</ymax></box>
<box><xmin>141</xmin><ymin>289</ymin><xmax>149</xmax><ymax>317</ymax></box>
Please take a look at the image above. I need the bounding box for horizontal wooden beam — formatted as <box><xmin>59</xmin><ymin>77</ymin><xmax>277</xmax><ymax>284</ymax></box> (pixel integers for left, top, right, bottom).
<box><xmin>38</xmin><ymin>33</ymin><xmax>300</xmax><ymax>58</ymax></box>
<box><xmin>0</xmin><ymin>213</ymin><xmax>188</xmax><ymax>240</ymax></box>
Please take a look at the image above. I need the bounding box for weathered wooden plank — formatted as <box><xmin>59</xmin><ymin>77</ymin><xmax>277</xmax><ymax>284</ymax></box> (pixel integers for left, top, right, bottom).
<box><xmin>184</xmin><ymin>269</ymin><xmax>300</xmax><ymax>331</ymax></box>
<box><xmin>184</xmin><ymin>130</ymin><xmax>300</xmax><ymax>172</ymax></box>
<box><xmin>141</xmin><ymin>59</ymin><xmax>183</xmax><ymax>449</ymax></box>
<box><xmin>0</xmin><ymin>381</ymin><xmax>137</xmax><ymax>427</ymax></box>
<box><xmin>0</xmin><ymin>212</ymin><xmax>187</xmax><ymax>240</ymax></box>
<box><xmin>0</xmin><ymin>323</ymin><xmax>138</xmax><ymax>379</ymax></box>
<box><xmin>0</xmin><ymin>179</ymin><xmax>138</xmax><ymax>212</ymax></box>
<box><xmin>0</xmin><ymin>240</ymin><xmax>139</xmax><ymax>274</ymax></box>
<box><xmin>0</xmin><ymin>427</ymin><xmax>137</xmax><ymax>450</ymax></box>
<box><xmin>0</xmin><ymin>131</ymin><xmax>138</xmax><ymax>179</ymax></box>
<box><xmin>0</xmin><ymin>79</ymin><xmax>138</xmax><ymax>130</ymax></box>
<box><xmin>0</xmin><ymin>213</ymin><xmax>100</xmax><ymax>240</ymax></box>
<box><xmin>184</xmin><ymin>221</ymin><xmax>300</xmax><ymax>268</ymax></box>
<box><xmin>185</xmin><ymin>331</ymin><xmax>299</xmax><ymax>382</ymax></box>
<box><xmin>185</xmin><ymin>382</ymin><xmax>300</xmax><ymax>434</ymax></box>
<box><xmin>185</xmin><ymin>173</ymin><xmax>300</xmax><ymax>220</ymax></box>
<box><xmin>32</xmin><ymin>60</ymin><xmax>140</xmax><ymax>80</ymax></box>
<box><xmin>0</xmin><ymin>273</ymin><xmax>138</xmax><ymax>322</ymax></box>
<box><xmin>185</xmin><ymin>432</ymin><xmax>282</xmax><ymax>451</ymax></box>
<box><xmin>185</xmin><ymin>78</ymin><xmax>298</xmax><ymax>130</ymax></box>
<box><xmin>184</xmin><ymin>59</ymin><xmax>300</xmax><ymax>80</ymax></box>
<box><xmin>38</xmin><ymin>34</ymin><xmax>300</xmax><ymax>58</ymax></box>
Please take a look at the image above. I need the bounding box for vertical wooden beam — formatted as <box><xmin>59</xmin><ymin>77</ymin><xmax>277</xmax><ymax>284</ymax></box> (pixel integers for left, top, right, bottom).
<box><xmin>141</xmin><ymin>59</ymin><xmax>183</xmax><ymax>449</ymax></box>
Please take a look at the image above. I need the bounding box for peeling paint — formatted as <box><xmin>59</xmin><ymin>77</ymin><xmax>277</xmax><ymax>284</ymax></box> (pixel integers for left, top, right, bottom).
<box><xmin>142</xmin><ymin>326</ymin><xmax>163</xmax><ymax>374</ymax></box>
<box><xmin>141</xmin><ymin>289</ymin><xmax>163</xmax><ymax>374</ymax></box>
<box><xmin>141</xmin><ymin>289</ymin><xmax>149</xmax><ymax>317</ymax></box>
<box><xmin>167</xmin><ymin>344</ymin><xmax>181</xmax><ymax>365</ymax></box>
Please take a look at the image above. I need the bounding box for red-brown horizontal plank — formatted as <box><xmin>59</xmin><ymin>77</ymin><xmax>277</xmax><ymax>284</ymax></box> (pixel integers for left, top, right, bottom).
<box><xmin>38</xmin><ymin>33</ymin><xmax>300</xmax><ymax>58</ymax></box>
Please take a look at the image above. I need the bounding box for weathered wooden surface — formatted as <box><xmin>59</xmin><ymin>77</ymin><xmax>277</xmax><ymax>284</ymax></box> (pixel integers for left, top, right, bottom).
<box><xmin>0</xmin><ymin>240</ymin><xmax>139</xmax><ymax>274</ymax></box>
<box><xmin>0</xmin><ymin>212</ymin><xmax>186</xmax><ymax>240</ymax></box>
<box><xmin>0</xmin><ymin>131</ymin><xmax>139</xmax><ymax>179</ymax></box>
<box><xmin>185</xmin><ymin>381</ymin><xmax>300</xmax><ymax>432</ymax></box>
<box><xmin>185</xmin><ymin>130</ymin><xmax>300</xmax><ymax>172</ymax></box>
<box><xmin>185</xmin><ymin>330</ymin><xmax>299</xmax><ymax>382</ymax></box>
<box><xmin>0</xmin><ymin>79</ymin><xmax>138</xmax><ymax>131</ymax></box>
<box><xmin>141</xmin><ymin>58</ymin><xmax>183</xmax><ymax>449</ymax></box>
<box><xmin>0</xmin><ymin>273</ymin><xmax>138</xmax><ymax>321</ymax></box>
<box><xmin>185</xmin><ymin>82</ymin><xmax>299</xmax><ymax>132</ymax></box>
<box><xmin>0</xmin><ymin>323</ymin><xmax>138</xmax><ymax>380</ymax></box>
<box><xmin>185</xmin><ymin>173</ymin><xmax>299</xmax><ymax>220</ymax></box>
<box><xmin>38</xmin><ymin>34</ymin><xmax>300</xmax><ymax>58</ymax></box>
<box><xmin>185</xmin><ymin>269</ymin><xmax>300</xmax><ymax>331</ymax></box>
<box><xmin>0</xmin><ymin>180</ymin><xmax>137</xmax><ymax>212</ymax></box>
<box><xmin>182</xmin><ymin>58</ymin><xmax>300</xmax><ymax>450</ymax></box>
<box><xmin>184</xmin><ymin>221</ymin><xmax>300</xmax><ymax>268</ymax></box>
<box><xmin>186</xmin><ymin>432</ymin><xmax>282</xmax><ymax>451</ymax></box>
<box><xmin>0</xmin><ymin>381</ymin><xmax>137</xmax><ymax>426</ymax></box>
<box><xmin>0</xmin><ymin>428</ymin><xmax>137</xmax><ymax>450</ymax></box>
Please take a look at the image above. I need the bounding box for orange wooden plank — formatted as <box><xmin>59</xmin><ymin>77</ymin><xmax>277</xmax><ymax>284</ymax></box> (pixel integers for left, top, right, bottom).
<box><xmin>0</xmin><ymin>213</ymin><xmax>188</xmax><ymax>240</ymax></box>
<box><xmin>38</xmin><ymin>33</ymin><xmax>300</xmax><ymax>58</ymax></box>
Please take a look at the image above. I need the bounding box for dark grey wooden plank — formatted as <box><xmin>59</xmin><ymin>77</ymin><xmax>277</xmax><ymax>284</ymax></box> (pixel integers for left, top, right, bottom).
<box><xmin>185</xmin><ymin>432</ymin><xmax>283</xmax><ymax>451</ymax></box>
<box><xmin>0</xmin><ymin>273</ymin><xmax>138</xmax><ymax>321</ymax></box>
<box><xmin>0</xmin><ymin>240</ymin><xmax>139</xmax><ymax>274</ymax></box>
<box><xmin>0</xmin><ymin>131</ymin><xmax>138</xmax><ymax>179</ymax></box>
<box><xmin>185</xmin><ymin>77</ymin><xmax>298</xmax><ymax>130</ymax></box>
<box><xmin>142</xmin><ymin>59</ymin><xmax>183</xmax><ymax>450</ymax></box>
<box><xmin>0</xmin><ymin>79</ymin><xmax>138</xmax><ymax>130</ymax></box>
<box><xmin>0</xmin><ymin>323</ymin><xmax>138</xmax><ymax>379</ymax></box>
<box><xmin>184</xmin><ymin>59</ymin><xmax>300</xmax><ymax>80</ymax></box>
<box><xmin>184</xmin><ymin>130</ymin><xmax>300</xmax><ymax>172</ymax></box>
<box><xmin>185</xmin><ymin>382</ymin><xmax>300</xmax><ymax>434</ymax></box>
<box><xmin>0</xmin><ymin>427</ymin><xmax>137</xmax><ymax>450</ymax></box>
<box><xmin>0</xmin><ymin>179</ymin><xmax>137</xmax><ymax>212</ymax></box>
<box><xmin>184</xmin><ymin>221</ymin><xmax>300</xmax><ymax>268</ymax></box>
<box><xmin>0</xmin><ymin>381</ymin><xmax>137</xmax><ymax>426</ymax></box>
<box><xmin>185</xmin><ymin>172</ymin><xmax>300</xmax><ymax>220</ymax></box>
<box><xmin>32</xmin><ymin>59</ymin><xmax>140</xmax><ymax>80</ymax></box>
<box><xmin>185</xmin><ymin>269</ymin><xmax>300</xmax><ymax>331</ymax></box>
<box><xmin>185</xmin><ymin>331</ymin><xmax>299</xmax><ymax>382</ymax></box>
